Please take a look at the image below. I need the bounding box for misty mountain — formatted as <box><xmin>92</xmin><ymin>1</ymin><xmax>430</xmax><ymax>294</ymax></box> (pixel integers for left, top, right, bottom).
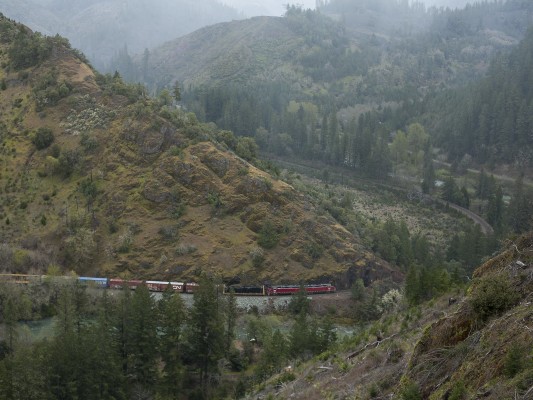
<box><xmin>221</xmin><ymin>0</ymin><xmax>316</xmax><ymax>17</ymax></box>
<box><xmin>0</xmin><ymin>0</ymin><xmax>242</xmax><ymax>69</ymax></box>
<box><xmin>121</xmin><ymin>1</ymin><xmax>532</xmax><ymax>179</ymax></box>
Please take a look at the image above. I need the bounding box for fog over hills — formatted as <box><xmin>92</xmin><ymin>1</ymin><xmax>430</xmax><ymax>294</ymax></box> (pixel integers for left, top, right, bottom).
<box><xmin>221</xmin><ymin>0</ymin><xmax>316</xmax><ymax>16</ymax></box>
<box><xmin>0</xmin><ymin>0</ymin><xmax>243</xmax><ymax>69</ymax></box>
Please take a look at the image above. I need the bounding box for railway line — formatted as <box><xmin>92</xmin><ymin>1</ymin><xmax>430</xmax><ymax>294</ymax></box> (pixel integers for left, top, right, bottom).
<box><xmin>0</xmin><ymin>274</ymin><xmax>336</xmax><ymax>296</ymax></box>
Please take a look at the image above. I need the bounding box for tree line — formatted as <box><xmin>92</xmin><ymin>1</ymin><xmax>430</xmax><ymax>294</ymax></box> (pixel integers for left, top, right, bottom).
<box><xmin>0</xmin><ymin>275</ymin><xmax>338</xmax><ymax>399</ymax></box>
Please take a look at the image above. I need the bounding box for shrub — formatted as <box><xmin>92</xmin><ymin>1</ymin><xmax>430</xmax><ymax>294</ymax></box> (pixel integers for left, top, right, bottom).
<box><xmin>400</xmin><ymin>381</ymin><xmax>421</xmax><ymax>400</ymax></box>
<box><xmin>158</xmin><ymin>225</ymin><xmax>179</xmax><ymax>240</ymax></box>
<box><xmin>504</xmin><ymin>344</ymin><xmax>524</xmax><ymax>378</ymax></box>
<box><xmin>175</xmin><ymin>244</ymin><xmax>197</xmax><ymax>255</ymax></box>
<box><xmin>449</xmin><ymin>380</ymin><xmax>467</xmax><ymax>400</ymax></box>
<box><xmin>57</xmin><ymin>150</ymin><xmax>80</xmax><ymax>178</ymax></box>
<box><xmin>9</xmin><ymin>31</ymin><xmax>53</xmax><ymax>70</ymax></box>
<box><xmin>80</xmin><ymin>133</ymin><xmax>98</xmax><ymax>152</ymax></box>
<box><xmin>469</xmin><ymin>275</ymin><xmax>519</xmax><ymax>321</ymax></box>
<box><xmin>79</xmin><ymin>178</ymin><xmax>97</xmax><ymax>200</ymax></box>
<box><xmin>249</xmin><ymin>246</ymin><xmax>265</xmax><ymax>267</ymax></box>
<box><xmin>257</xmin><ymin>221</ymin><xmax>279</xmax><ymax>249</ymax></box>
<box><xmin>32</xmin><ymin>127</ymin><xmax>54</xmax><ymax>149</ymax></box>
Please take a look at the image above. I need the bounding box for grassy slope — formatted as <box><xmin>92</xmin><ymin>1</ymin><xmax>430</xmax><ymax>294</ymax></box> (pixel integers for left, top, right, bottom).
<box><xmin>0</xmin><ymin>16</ymin><xmax>393</xmax><ymax>286</ymax></box>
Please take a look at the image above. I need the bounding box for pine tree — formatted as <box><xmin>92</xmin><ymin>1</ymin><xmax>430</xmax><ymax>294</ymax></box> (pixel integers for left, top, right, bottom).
<box><xmin>158</xmin><ymin>285</ymin><xmax>186</xmax><ymax>398</ymax></box>
<box><xmin>405</xmin><ymin>264</ymin><xmax>421</xmax><ymax>305</ymax></box>
<box><xmin>187</xmin><ymin>275</ymin><xmax>224</xmax><ymax>393</ymax></box>
<box><xmin>129</xmin><ymin>284</ymin><xmax>158</xmax><ymax>388</ymax></box>
<box><xmin>487</xmin><ymin>185</ymin><xmax>504</xmax><ymax>231</ymax></box>
<box><xmin>224</xmin><ymin>289</ymin><xmax>237</xmax><ymax>356</ymax></box>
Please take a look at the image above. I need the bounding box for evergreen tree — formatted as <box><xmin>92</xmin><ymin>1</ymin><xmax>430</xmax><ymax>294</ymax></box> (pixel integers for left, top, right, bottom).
<box><xmin>288</xmin><ymin>284</ymin><xmax>310</xmax><ymax>315</ymax></box>
<box><xmin>158</xmin><ymin>285</ymin><xmax>186</xmax><ymax>399</ymax></box>
<box><xmin>487</xmin><ymin>185</ymin><xmax>504</xmax><ymax>231</ymax></box>
<box><xmin>507</xmin><ymin>176</ymin><xmax>532</xmax><ymax>233</ymax></box>
<box><xmin>405</xmin><ymin>264</ymin><xmax>421</xmax><ymax>305</ymax></box>
<box><xmin>129</xmin><ymin>284</ymin><xmax>158</xmax><ymax>388</ymax></box>
<box><xmin>421</xmin><ymin>143</ymin><xmax>435</xmax><ymax>194</ymax></box>
<box><xmin>224</xmin><ymin>289</ymin><xmax>238</xmax><ymax>356</ymax></box>
<box><xmin>187</xmin><ymin>275</ymin><xmax>224</xmax><ymax>394</ymax></box>
<box><xmin>289</xmin><ymin>310</ymin><xmax>310</xmax><ymax>357</ymax></box>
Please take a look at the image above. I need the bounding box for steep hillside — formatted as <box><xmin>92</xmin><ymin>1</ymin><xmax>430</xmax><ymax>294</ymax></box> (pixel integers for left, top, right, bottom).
<box><xmin>0</xmin><ymin>14</ymin><xmax>393</xmax><ymax>286</ymax></box>
<box><xmin>428</xmin><ymin>26</ymin><xmax>533</xmax><ymax>167</ymax></box>
<box><xmin>0</xmin><ymin>0</ymin><xmax>241</xmax><ymax>69</ymax></box>
<box><xmin>247</xmin><ymin>232</ymin><xmax>533</xmax><ymax>399</ymax></box>
<box><xmin>140</xmin><ymin>1</ymin><xmax>532</xmax><ymax>94</ymax></box>
<box><xmin>138</xmin><ymin>12</ymin><xmax>346</xmax><ymax>91</ymax></box>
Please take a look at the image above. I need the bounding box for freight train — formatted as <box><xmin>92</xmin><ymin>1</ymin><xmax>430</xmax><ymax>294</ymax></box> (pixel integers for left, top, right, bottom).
<box><xmin>223</xmin><ymin>283</ymin><xmax>336</xmax><ymax>296</ymax></box>
<box><xmin>0</xmin><ymin>274</ymin><xmax>335</xmax><ymax>296</ymax></box>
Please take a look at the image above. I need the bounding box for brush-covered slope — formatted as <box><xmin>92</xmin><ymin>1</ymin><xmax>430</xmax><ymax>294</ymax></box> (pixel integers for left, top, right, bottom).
<box><xmin>248</xmin><ymin>233</ymin><xmax>533</xmax><ymax>399</ymax></box>
<box><xmin>0</xmin><ymin>14</ymin><xmax>393</xmax><ymax>285</ymax></box>
<box><xmin>141</xmin><ymin>13</ymin><xmax>344</xmax><ymax>89</ymax></box>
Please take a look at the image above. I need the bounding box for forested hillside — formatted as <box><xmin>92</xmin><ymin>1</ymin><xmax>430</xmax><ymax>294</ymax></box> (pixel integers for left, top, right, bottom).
<box><xmin>115</xmin><ymin>1</ymin><xmax>533</xmax><ymax>239</ymax></box>
<box><xmin>428</xmin><ymin>27</ymin><xmax>533</xmax><ymax>167</ymax></box>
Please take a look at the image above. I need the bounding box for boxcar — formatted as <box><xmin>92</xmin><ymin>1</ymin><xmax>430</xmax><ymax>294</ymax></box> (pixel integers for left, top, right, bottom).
<box><xmin>169</xmin><ymin>281</ymin><xmax>185</xmax><ymax>292</ymax></box>
<box><xmin>78</xmin><ymin>277</ymin><xmax>108</xmax><ymax>287</ymax></box>
<box><xmin>145</xmin><ymin>280</ymin><xmax>170</xmax><ymax>292</ymax></box>
<box><xmin>109</xmin><ymin>278</ymin><xmax>143</xmax><ymax>290</ymax></box>
<box><xmin>184</xmin><ymin>282</ymin><xmax>199</xmax><ymax>293</ymax></box>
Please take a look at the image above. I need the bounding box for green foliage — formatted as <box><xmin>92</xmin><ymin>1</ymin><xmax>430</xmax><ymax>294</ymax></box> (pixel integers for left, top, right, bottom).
<box><xmin>469</xmin><ymin>275</ymin><xmax>519</xmax><ymax>321</ymax></box>
<box><xmin>78</xmin><ymin>178</ymin><xmax>97</xmax><ymax>200</ymax></box>
<box><xmin>400</xmin><ymin>380</ymin><xmax>422</xmax><ymax>400</ymax></box>
<box><xmin>187</xmin><ymin>275</ymin><xmax>225</xmax><ymax>392</ymax></box>
<box><xmin>80</xmin><ymin>133</ymin><xmax>98</xmax><ymax>152</ymax></box>
<box><xmin>32</xmin><ymin>127</ymin><xmax>54</xmax><ymax>150</ymax></box>
<box><xmin>257</xmin><ymin>220</ymin><xmax>279</xmax><ymax>249</ymax></box>
<box><xmin>158</xmin><ymin>286</ymin><xmax>186</xmax><ymax>396</ymax></box>
<box><xmin>304</xmin><ymin>241</ymin><xmax>323</xmax><ymax>260</ymax></box>
<box><xmin>504</xmin><ymin>344</ymin><xmax>524</xmax><ymax>378</ymax></box>
<box><xmin>235</xmin><ymin>137</ymin><xmax>258</xmax><ymax>161</ymax></box>
<box><xmin>288</xmin><ymin>286</ymin><xmax>310</xmax><ymax>315</ymax></box>
<box><xmin>249</xmin><ymin>246</ymin><xmax>265</xmax><ymax>268</ymax></box>
<box><xmin>56</xmin><ymin>150</ymin><xmax>80</xmax><ymax>178</ymax></box>
<box><xmin>8</xmin><ymin>29</ymin><xmax>54</xmax><ymax>70</ymax></box>
<box><xmin>32</xmin><ymin>68</ymin><xmax>72</xmax><ymax>111</ymax></box>
<box><xmin>449</xmin><ymin>380</ymin><xmax>467</xmax><ymax>400</ymax></box>
<box><xmin>432</xmin><ymin>27</ymin><xmax>533</xmax><ymax>166</ymax></box>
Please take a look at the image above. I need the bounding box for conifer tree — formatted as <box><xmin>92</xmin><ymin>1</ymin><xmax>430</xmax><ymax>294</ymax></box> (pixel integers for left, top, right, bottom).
<box><xmin>187</xmin><ymin>275</ymin><xmax>224</xmax><ymax>393</ymax></box>
<box><xmin>158</xmin><ymin>285</ymin><xmax>186</xmax><ymax>398</ymax></box>
<box><xmin>129</xmin><ymin>284</ymin><xmax>158</xmax><ymax>388</ymax></box>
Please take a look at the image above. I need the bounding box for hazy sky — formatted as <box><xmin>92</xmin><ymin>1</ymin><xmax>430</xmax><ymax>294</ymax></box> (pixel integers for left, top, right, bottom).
<box><xmin>221</xmin><ymin>0</ymin><xmax>316</xmax><ymax>17</ymax></box>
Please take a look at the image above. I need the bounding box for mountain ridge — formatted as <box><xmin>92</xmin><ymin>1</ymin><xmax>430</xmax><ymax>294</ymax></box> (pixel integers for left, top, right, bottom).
<box><xmin>0</xmin><ymin>14</ymin><xmax>393</xmax><ymax>287</ymax></box>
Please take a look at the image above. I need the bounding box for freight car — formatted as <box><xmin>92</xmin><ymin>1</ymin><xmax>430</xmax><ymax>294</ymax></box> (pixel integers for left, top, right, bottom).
<box><xmin>223</xmin><ymin>285</ymin><xmax>266</xmax><ymax>295</ymax></box>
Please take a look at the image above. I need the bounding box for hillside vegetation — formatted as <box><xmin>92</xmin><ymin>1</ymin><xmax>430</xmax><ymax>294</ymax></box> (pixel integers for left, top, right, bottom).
<box><xmin>124</xmin><ymin>1</ymin><xmax>533</xmax><ymax>239</ymax></box>
<box><xmin>247</xmin><ymin>233</ymin><xmax>533</xmax><ymax>399</ymax></box>
<box><xmin>0</xmin><ymin>14</ymin><xmax>391</xmax><ymax>285</ymax></box>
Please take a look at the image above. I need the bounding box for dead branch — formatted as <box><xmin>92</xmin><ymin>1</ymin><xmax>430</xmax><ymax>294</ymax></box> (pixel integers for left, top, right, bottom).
<box><xmin>346</xmin><ymin>333</ymin><xmax>398</xmax><ymax>360</ymax></box>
